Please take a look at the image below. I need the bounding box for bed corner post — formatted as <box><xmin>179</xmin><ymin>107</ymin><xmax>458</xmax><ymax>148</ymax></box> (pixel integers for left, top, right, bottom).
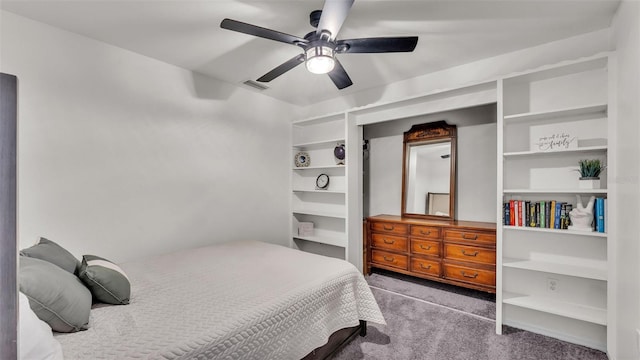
<box><xmin>359</xmin><ymin>320</ymin><xmax>367</xmax><ymax>337</ymax></box>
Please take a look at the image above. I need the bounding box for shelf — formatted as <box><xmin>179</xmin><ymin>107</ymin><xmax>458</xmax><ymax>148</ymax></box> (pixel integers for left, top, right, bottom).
<box><xmin>503</xmin><ymin>258</ymin><xmax>607</xmax><ymax>281</ymax></box>
<box><xmin>504</xmin><ymin>189</ymin><xmax>608</xmax><ymax>194</ymax></box>
<box><xmin>292</xmin><ymin>138</ymin><xmax>345</xmax><ymax>149</ymax></box>
<box><xmin>292</xmin><ymin>112</ymin><xmax>345</xmax><ymax>126</ymax></box>
<box><xmin>292</xmin><ymin>235</ymin><xmax>347</xmax><ymax>248</ymax></box>
<box><xmin>503</xmin><ymin>293</ymin><xmax>607</xmax><ymax>325</ymax></box>
<box><xmin>292</xmin><ymin>165</ymin><xmax>346</xmax><ymax>171</ymax></box>
<box><xmin>503</xmin><ymin>146</ymin><xmax>607</xmax><ymax>158</ymax></box>
<box><xmin>503</xmin><ymin>103</ymin><xmax>607</xmax><ymax>123</ymax></box>
<box><xmin>292</xmin><ymin>189</ymin><xmax>345</xmax><ymax>194</ymax></box>
<box><xmin>503</xmin><ymin>226</ymin><xmax>607</xmax><ymax>237</ymax></box>
<box><xmin>292</xmin><ymin>209</ymin><xmax>346</xmax><ymax>219</ymax></box>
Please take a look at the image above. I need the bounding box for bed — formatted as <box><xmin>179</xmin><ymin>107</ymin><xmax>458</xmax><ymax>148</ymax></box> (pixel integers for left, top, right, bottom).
<box><xmin>51</xmin><ymin>240</ymin><xmax>385</xmax><ymax>359</ymax></box>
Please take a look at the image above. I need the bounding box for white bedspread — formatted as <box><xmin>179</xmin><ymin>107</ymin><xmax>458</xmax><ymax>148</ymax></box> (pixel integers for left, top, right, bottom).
<box><xmin>55</xmin><ymin>241</ymin><xmax>385</xmax><ymax>359</ymax></box>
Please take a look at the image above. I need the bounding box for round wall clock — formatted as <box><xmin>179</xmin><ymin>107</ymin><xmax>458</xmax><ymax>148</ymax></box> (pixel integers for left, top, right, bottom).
<box><xmin>294</xmin><ymin>152</ymin><xmax>310</xmax><ymax>167</ymax></box>
<box><xmin>315</xmin><ymin>173</ymin><xmax>330</xmax><ymax>190</ymax></box>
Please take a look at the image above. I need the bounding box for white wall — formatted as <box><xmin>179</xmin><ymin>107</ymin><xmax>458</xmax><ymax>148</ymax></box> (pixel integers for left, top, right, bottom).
<box><xmin>611</xmin><ymin>2</ymin><xmax>640</xmax><ymax>359</ymax></box>
<box><xmin>1</xmin><ymin>11</ymin><xmax>298</xmax><ymax>263</ymax></box>
<box><xmin>303</xmin><ymin>29</ymin><xmax>610</xmax><ymax>118</ymax></box>
<box><xmin>364</xmin><ymin>104</ymin><xmax>496</xmax><ymax>222</ymax></box>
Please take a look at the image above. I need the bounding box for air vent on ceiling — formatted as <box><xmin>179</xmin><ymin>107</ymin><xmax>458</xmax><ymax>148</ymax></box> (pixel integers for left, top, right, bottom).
<box><xmin>243</xmin><ymin>80</ymin><xmax>269</xmax><ymax>91</ymax></box>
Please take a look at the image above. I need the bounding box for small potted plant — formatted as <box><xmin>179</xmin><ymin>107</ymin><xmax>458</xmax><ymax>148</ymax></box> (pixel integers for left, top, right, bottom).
<box><xmin>576</xmin><ymin>159</ymin><xmax>606</xmax><ymax>189</ymax></box>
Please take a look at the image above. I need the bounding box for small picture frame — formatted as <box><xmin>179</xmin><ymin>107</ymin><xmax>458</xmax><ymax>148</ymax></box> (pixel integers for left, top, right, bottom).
<box><xmin>298</xmin><ymin>222</ymin><xmax>314</xmax><ymax>237</ymax></box>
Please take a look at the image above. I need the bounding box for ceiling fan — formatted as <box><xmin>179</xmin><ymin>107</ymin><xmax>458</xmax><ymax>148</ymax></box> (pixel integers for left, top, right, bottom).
<box><xmin>220</xmin><ymin>0</ymin><xmax>418</xmax><ymax>90</ymax></box>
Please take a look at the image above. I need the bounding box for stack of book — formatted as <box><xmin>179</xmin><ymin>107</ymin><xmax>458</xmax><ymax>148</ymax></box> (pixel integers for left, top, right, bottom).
<box><xmin>503</xmin><ymin>200</ymin><xmax>572</xmax><ymax>229</ymax></box>
<box><xmin>503</xmin><ymin>198</ymin><xmax>607</xmax><ymax>233</ymax></box>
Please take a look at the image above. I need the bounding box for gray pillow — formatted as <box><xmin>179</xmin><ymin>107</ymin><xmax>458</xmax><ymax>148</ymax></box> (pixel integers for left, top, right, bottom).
<box><xmin>19</xmin><ymin>256</ymin><xmax>91</xmax><ymax>333</ymax></box>
<box><xmin>20</xmin><ymin>237</ymin><xmax>80</xmax><ymax>274</ymax></box>
<box><xmin>79</xmin><ymin>255</ymin><xmax>131</xmax><ymax>305</ymax></box>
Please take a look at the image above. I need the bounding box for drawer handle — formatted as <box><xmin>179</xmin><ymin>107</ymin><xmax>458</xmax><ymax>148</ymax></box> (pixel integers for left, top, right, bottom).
<box><xmin>461</xmin><ymin>271</ymin><xmax>479</xmax><ymax>279</ymax></box>
<box><xmin>419</xmin><ymin>263</ymin><xmax>432</xmax><ymax>270</ymax></box>
<box><xmin>419</xmin><ymin>244</ymin><xmax>432</xmax><ymax>250</ymax></box>
<box><xmin>462</xmin><ymin>234</ymin><xmax>478</xmax><ymax>240</ymax></box>
<box><xmin>383</xmin><ymin>238</ymin><xmax>395</xmax><ymax>244</ymax></box>
<box><xmin>383</xmin><ymin>255</ymin><xmax>395</xmax><ymax>262</ymax></box>
<box><xmin>383</xmin><ymin>225</ymin><xmax>395</xmax><ymax>231</ymax></box>
<box><xmin>461</xmin><ymin>250</ymin><xmax>479</xmax><ymax>257</ymax></box>
<box><xmin>420</xmin><ymin>230</ymin><xmax>431</xmax><ymax>236</ymax></box>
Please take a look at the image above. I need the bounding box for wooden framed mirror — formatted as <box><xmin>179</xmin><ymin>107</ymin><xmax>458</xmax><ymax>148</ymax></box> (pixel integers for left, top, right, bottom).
<box><xmin>401</xmin><ymin>121</ymin><xmax>457</xmax><ymax>221</ymax></box>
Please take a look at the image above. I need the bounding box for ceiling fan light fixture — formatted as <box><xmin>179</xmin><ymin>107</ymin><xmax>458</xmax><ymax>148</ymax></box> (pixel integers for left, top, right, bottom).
<box><xmin>305</xmin><ymin>45</ymin><xmax>335</xmax><ymax>74</ymax></box>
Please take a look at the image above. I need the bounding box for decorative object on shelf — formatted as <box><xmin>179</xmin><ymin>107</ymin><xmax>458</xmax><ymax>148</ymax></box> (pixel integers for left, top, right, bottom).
<box><xmin>298</xmin><ymin>222</ymin><xmax>314</xmax><ymax>237</ymax></box>
<box><xmin>294</xmin><ymin>152</ymin><xmax>310</xmax><ymax>167</ymax></box>
<box><xmin>530</xmin><ymin>124</ymin><xmax>578</xmax><ymax>152</ymax></box>
<box><xmin>575</xmin><ymin>159</ymin><xmax>606</xmax><ymax>189</ymax></box>
<box><xmin>334</xmin><ymin>143</ymin><xmax>345</xmax><ymax>165</ymax></box>
<box><xmin>568</xmin><ymin>195</ymin><xmax>596</xmax><ymax>231</ymax></box>
<box><xmin>315</xmin><ymin>173</ymin><xmax>330</xmax><ymax>190</ymax></box>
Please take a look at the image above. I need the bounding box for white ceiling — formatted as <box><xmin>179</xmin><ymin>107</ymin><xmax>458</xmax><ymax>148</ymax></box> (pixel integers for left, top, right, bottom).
<box><xmin>1</xmin><ymin>0</ymin><xmax>620</xmax><ymax>106</ymax></box>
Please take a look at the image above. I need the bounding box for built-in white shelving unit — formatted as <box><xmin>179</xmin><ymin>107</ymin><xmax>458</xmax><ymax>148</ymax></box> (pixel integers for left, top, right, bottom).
<box><xmin>497</xmin><ymin>54</ymin><xmax>614</xmax><ymax>352</ymax></box>
<box><xmin>291</xmin><ymin>112</ymin><xmax>353</xmax><ymax>261</ymax></box>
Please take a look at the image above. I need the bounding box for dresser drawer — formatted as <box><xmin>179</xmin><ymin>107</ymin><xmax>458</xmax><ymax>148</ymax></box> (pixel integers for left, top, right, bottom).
<box><xmin>371</xmin><ymin>250</ymin><xmax>408</xmax><ymax>270</ymax></box>
<box><xmin>410</xmin><ymin>257</ymin><xmax>441</xmax><ymax>277</ymax></box>
<box><xmin>410</xmin><ymin>239</ymin><xmax>440</xmax><ymax>257</ymax></box>
<box><xmin>371</xmin><ymin>233</ymin><xmax>408</xmax><ymax>252</ymax></box>
<box><xmin>443</xmin><ymin>263</ymin><xmax>495</xmax><ymax>287</ymax></box>
<box><xmin>444</xmin><ymin>229</ymin><xmax>495</xmax><ymax>245</ymax></box>
<box><xmin>444</xmin><ymin>244</ymin><xmax>496</xmax><ymax>265</ymax></box>
<box><xmin>370</xmin><ymin>221</ymin><xmax>409</xmax><ymax>235</ymax></box>
<box><xmin>410</xmin><ymin>225</ymin><xmax>441</xmax><ymax>240</ymax></box>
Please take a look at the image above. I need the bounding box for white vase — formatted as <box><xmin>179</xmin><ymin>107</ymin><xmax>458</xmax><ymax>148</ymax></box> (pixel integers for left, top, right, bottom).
<box><xmin>579</xmin><ymin>177</ymin><xmax>600</xmax><ymax>189</ymax></box>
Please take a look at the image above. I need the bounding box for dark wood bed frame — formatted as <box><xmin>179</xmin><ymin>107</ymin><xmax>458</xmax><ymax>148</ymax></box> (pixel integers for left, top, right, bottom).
<box><xmin>302</xmin><ymin>320</ymin><xmax>367</xmax><ymax>360</ymax></box>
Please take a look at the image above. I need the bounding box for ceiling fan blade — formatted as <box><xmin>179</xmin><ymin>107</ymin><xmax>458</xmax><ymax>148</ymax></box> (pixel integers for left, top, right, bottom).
<box><xmin>221</xmin><ymin>19</ymin><xmax>308</xmax><ymax>46</ymax></box>
<box><xmin>256</xmin><ymin>54</ymin><xmax>305</xmax><ymax>82</ymax></box>
<box><xmin>336</xmin><ymin>37</ymin><xmax>419</xmax><ymax>53</ymax></box>
<box><xmin>327</xmin><ymin>59</ymin><xmax>353</xmax><ymax>90</ymax></box>
<box><xmin>316</xmin><ymin>0</ymin><xmax>354</xmax><ymax>40</ymax></box>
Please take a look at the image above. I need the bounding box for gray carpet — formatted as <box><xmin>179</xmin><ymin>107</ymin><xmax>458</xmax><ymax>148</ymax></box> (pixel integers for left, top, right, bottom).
<box><xmin>366</xmin><ymin>270</ymin><xmax>496</xmax><ymax>320</ymax></box>
<box><xmin>333</xmin><ymin>271</ymin><xmax>608</xmax><ymax>360</ymax></box>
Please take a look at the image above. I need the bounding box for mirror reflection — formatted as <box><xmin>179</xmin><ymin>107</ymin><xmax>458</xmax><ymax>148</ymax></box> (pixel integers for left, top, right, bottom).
<box><xmin>405</xmin><ymin>141</ymin><xmax>452</xmax><ymax>216</ymax></box>
<box><xmin>401</xmin><ymin>120</ymin><xmax>456</xmax><ymax>221</ymax></box>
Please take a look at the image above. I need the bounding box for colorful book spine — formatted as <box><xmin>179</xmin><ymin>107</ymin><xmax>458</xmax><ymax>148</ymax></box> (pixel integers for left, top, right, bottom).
<box><xmin>565</xmin><ymin>204</ymin><xmax>573</xmax><ymax>227</ymax></box>
<box><xmin>595</xmin><ymin>197</ymin><xmax>605</xmax><ymax>233</ymax></box>
<box><xmin>509</xmin><ymin>199</ymin><xmax>515</xmax><ymax>226</ymax></box>
<box><xmin>549</xmin><ymin>200</ymin><xmax>556</xmax><ymax>228</ymax></box>
<box><xmin>539</xmin><ymin>201</ymin><xmax>546</xmax><ymax>228</ymax></box>
<box><xmin>545</xmin><ymin>201</ymin><xmax>551</xmax><ymax>228</ymax></box>
<box><xmin>529</xmin><ymin>202</ymin><xmax>536</xmax><ymax>227</ymax></box>
<box><xmin>553</xmin><ymin>201</ymin><xmax>562</xmax><ymax>229</ymax></box>
<box><xmin>517</xmin><ymin>200</ymin><xmax>523</xmax><ymax>227</ymax></box>
<box><xmin>503</xmin><ymin>202</ymin><xmax>510</xmax><ymax>225</ymax></box>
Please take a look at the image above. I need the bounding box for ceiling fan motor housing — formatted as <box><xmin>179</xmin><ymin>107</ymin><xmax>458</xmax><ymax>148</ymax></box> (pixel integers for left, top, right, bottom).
<box><xmin>309</xmin><ymin>10</ymin><xmax>323</xmax><ymax>28</ymax></box>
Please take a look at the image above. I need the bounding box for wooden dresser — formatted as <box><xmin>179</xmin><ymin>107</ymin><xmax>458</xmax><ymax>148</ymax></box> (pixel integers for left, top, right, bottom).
<box><xmin>366</xmin><ymin>215</ymin><xmax>496</xmax><ymax>293</ymax></box>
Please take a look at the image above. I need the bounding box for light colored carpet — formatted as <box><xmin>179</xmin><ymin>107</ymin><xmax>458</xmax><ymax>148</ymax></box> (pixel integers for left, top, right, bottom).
<box><xmin>333</xmin><ymin>271</ymin><xmax>608</xmax><ymax>360</ymax></box>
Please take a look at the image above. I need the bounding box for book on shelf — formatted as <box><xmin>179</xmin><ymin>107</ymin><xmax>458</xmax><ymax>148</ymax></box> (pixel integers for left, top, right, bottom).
<box><xmin>528</xmin><ymin>202</ymin><xmax>536</xmax><ymax>227</ymax></box>
<box><xmin>509</xmin><ymin>200</ymin><xmax>515</xmax><ymax>226</ymax></box>
<box><xmin>545</xmin><ymin>201</ymin><xmax>551</xmax><ymax>229</ymax></box>
<box><xmin>553</xmin><ymin>201</ymin><xmax>562</xmax><ymax>229</ymax></box>
<box><xmin>503</xmin><ymin>201</ymin><xmax>510</xmax><ymax>225</ymax></box>
<box><xmin>595</xmin><ymin>197</ymin><xmax>605</xmax><ymax>233</ymax></box>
